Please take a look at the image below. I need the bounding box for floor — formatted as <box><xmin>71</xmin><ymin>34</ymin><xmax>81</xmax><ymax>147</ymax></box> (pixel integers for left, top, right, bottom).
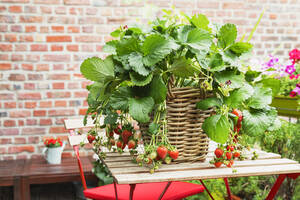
<box><xmin>0</xmin><ymin>182</ymin><xmax>89</xmax><ymax>200</ymax></box>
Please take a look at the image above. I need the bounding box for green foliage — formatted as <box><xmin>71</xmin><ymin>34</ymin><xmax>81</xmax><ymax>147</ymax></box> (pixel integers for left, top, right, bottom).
<box><xmin>247</xmin><ymin>86</ymin><xmax>273</xmax><ymax>109</ymax></box>
<box><xmin>196</xmin><ymin>97</ymin><xmax>222</xmax><ymax>110</ymax></box>
<box><xmin>128</xmin><ymin>97</ymin><xmax>154</xmax><ymax>123</ymax></box>
<box><xmin>149</xmin><ymin>75</ymin><xmax>167</xmax><ymax>104</ymax></box>
<box><xmin>92</xmin><ymin>160</ymin><xmax>113</xmax><ymax>186</ymax></box>
<box><xmin>170</xmin><ymin>57</ymin><xmax>200</xmax><ymax>78</ymax></box>
<box><xmin>215</xmin><ymin>71</ymin><xmax>245</xmax><ymax>89</ymax></box>
<box><xmin>217</xmin><ymin>24</ymin><xmax>237</xmax><ymax>49</ymax></box>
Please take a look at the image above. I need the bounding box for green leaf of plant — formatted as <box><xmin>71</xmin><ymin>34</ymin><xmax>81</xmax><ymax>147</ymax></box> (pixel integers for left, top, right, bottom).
<box><xmin>247</xmin><ymin>86</ymin><xmax>272</xmax><ymax>109</ymax></box>
<box><xmin>80</xmin><ymin>56</ymin><xmax>114</xmax><ymax>82</ymax></box>
<box><xmin>148</xmin><ymin>122</ymin><xmax>160</xmax><ymax>135</ymax></box>
<box><xmin>245</xmin><ymin>70</ymin><xmax>261</xmax><ymax>82</ymax></box>
<box><xmin>242</xmin><ymin>108</ymin><xmax>277</xmax><ymax>136</ymax></box>
<box><xmin>128</xmin><ymin>52</ymin><xmax>151</xmax><ymax>76</ymax></box>
<box><xmin>217</xmin><ymin>24</ymin><xmax>237</xmax><ymax>49</ymax></box>
<box><xmin>202</xmin><ymin>114</ymin><xmax>231</xmax><ymax>144</ymax></box>
<box><xmin>87</xmin><ymin>82</ymin><xmax>103</xmax><ymax>107</ymax></box>
<box><xmin>221</xmin><ymin>50</ymin><xmax>240</xmax><ymax>68</ymax></box>
<box><xmin>190</xmin><ymin>14</ymin><xmax>211</xmax><ymax>32</ymax></box>
<box><xmin>111</xmin><ymin>29</ymin><xmax>121</xmax><ymax>37</ymax></box>
<box><xmin>196</xmin><ymin>97</ymin><xmax>221</xmax><ymax>110</ymax></box>
<box><xmin>149</xmin><ymin>75</ymin><xmax>167</xmax><ymax>104</ymax></box>
<box><xmin>260</xmin><ymin>78</ymin><xmax>280</xmax><ymax>97</ymax></box>
<box><xmin>185</xmin><ymin>28</ymin><xmax>212</xmax><ymax>57</ymax></box>
<box><xmin>209</xmin><ymin>53</ymin><xmax>225</xmax><ymax>71</ymax></box>
<box><xmin>104</xmin><ymin>112</ymin><xmax>118</xmax><ymax>124</ymax></box>
<box><xmin>110</xmin><ymin>87</ymin><xmax>133</xmax><ymax>110</ymax></box>
<box><xmin>129</xmin><ymin>97</ymin><xmax>154</xmax><ymax>123</ymax></box>
<box><xmin>215</xmin><ymin>71</ymin><xmax>245</xmax><ymax>89</ymax></box>
<box><xmin>116</xmin><ymin>37</ymin><xmax>140</xmax><ymax>56</ymax></box>
<box><xmin>102</xmin><ymin>40</ymin><xmax>118</xmax><ymax>54</ymax></box>
<box><xmin>229</xmin><ymin>42</ymin><xmax>253</xmax><ymax>56</ymax></box>
<box><xmin>142</xmin><ymin>34</ymin><xmax>179</xmax><ymax>66</ymax></box>
<box><xmin>225</xmin><ymin>83</ymin><xmax>254</xmax><ymax>108</ymax></box>
<box><xmin>169</xmin><ymin>57</ymin><xmax>200</xmax><ymax>78</ymax></box>
<box><xmin>129</xmin><ymin>72</ymin><xmax>153</xmax><ymax>86</ymax></box>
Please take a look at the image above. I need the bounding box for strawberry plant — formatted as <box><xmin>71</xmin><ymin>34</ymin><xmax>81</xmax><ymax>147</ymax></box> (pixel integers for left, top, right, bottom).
<box><xmin>80</xmin><ymin>9</ymin><xmax>279</xmax><ymax>171</ymax></box>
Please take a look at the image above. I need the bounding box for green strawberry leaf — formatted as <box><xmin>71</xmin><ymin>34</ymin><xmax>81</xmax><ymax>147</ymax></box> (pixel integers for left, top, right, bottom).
<box><xmin>190</xmin><ymin>14</ymin><xmax>211</xmax><ymax>32</ymax></box>
<box><xmin>247</xmin><ymin>86</ymin><xmax>272</xmax><ymax>109</ymax></box>
<box><xmin>128</xmin><ymin>52</ymin><xmax>151</xmax><ymax>76</ymax></box>
<box><xmin>104</xmin><ymin>112</ymin><xmax>118</xmax><ymax>125</ymax></box>
<box><xmin>142</xmin><ymin>34</ymin><xmax>179</xmax><ymax>66</ymax></box>
<box><xmin>110</xmin><ymin>87</ymin><xmax>133</xmax><ymax>110</ymax></box>
<box><xmin>185</xmin><ymin>28</ymin><xmax>212</xmax><ymax>57</ymax></box>
<box><xmin>149</xmin><ymin>75</ymin><xmax>167</xmax><ymax>104</ymax></box>
<box><xmin>225</xmin><ymin>83</ymin><xmax>254</xmax><ymax>108</ymax></box>
<box><xmin>209</xmin><ymin>53</ymin><xmax>225</xmax><ymax>71</ymax></box>
<box><xmin>169</xmin><ymin>57</ymin><xmax>201</xmax><ymax>78</ymax></box>
<box><xmin>116</xmin><ymin>37</ymin><xmax>140</xmax><ymax>56</ymax></box>
<box><xmin>196</xmin><ymin>97</ymin><xmax>221</xmax><ymax>110</ymax></box>
<box><xmin>217</xmin><ymin>24</ymin><xmax>237</xmax><ymax>49</ymax></box>
<box><xmin>129</xmin><ymin>97</ymin><xmax>154</xmax><ymax>123</ymax></box>
<box><xmin>242</xmin><ymin>108</ymin><xmax>277</xmax><ymax>136</ymax></box>
<box><xmin>148</xmin><ymin>122</ymin><xmax>160</xmax><ymax>135</ymax></box>
<box><xmin>260</xmin><ymin>78</ymin><xmax>281</xmax><ymax>97</ymax></box>
<box><xmin>80</xmin><ymin>56</ymin><xmax>114</xmax><ymax>82</ymax></box>
<box><xmin>215</xmin><ymin>71</ymin><xmax>245</xmax><ymax>89</ymax></box>
<box><xmin>229</xmin><ymin>42</ymin><xmax>253</xmax><ymax>56</ymax></box>
<box><xmin>202</xmin><ymin>114</ymin><xmax>231</xmax><ymax>144</ymax></box>
<box><xmin>102</xmin><ymin>40</ymin><xmax>118</xmax><ymax>54</ymax></box>
<box><xmin>130</xmin><ymin>72</ymin><xmax>153</xmax><ymax>86</ymax></box>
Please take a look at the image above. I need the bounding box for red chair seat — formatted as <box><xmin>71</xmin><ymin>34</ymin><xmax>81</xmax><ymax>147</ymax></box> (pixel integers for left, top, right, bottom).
<box><xmin>84</xmin><ymin>181</ymin><xmax>204</xmax><ymax>200</ymax></box>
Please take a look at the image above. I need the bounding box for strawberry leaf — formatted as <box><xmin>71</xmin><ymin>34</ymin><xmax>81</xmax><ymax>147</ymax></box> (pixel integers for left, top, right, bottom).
<box><xmin>129</xmin><ymin>97</ymin><xmax>154</xmax><ymax>123</ymax></box>
<box><xmin>129</xmin><ymin>72</ymin><xmax>153</xmax><ymax>86</ymax></box>
<box><xmin>217</xmin><ymin>24</ymin><xmax>237</xmax><ymax>49</ymax></box>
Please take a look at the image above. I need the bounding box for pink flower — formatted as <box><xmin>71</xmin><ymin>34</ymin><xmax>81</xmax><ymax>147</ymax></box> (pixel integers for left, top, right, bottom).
<box><xmin>285</xmin><ymin>65</ymin><xmax>296</xmax><ymax>74</ymax></box>
<box><xmin>290</xmin><ymin>90</ymin><xmax>297</xmax><ymax>97</ymax></box>
<box><xmin>296</xmin><ymin>83</ymin><xmax>300</xmax><ymax>88</ymax></box>
<box><xmin>289</xmin><ymin>48</ymin><xmax>300</xmax><ymax>61</ymax></box>
<box><xmin>290</xmin><ymin>75</ymin><xmax>295</xmax><ymax>79</ymax></box>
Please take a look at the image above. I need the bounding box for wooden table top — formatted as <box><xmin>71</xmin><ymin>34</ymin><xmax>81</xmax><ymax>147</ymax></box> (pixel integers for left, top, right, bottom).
<box><xmin>102</xmin><ymin>142</ymin><xmax>300</xmax><ymax>184</ymax></box>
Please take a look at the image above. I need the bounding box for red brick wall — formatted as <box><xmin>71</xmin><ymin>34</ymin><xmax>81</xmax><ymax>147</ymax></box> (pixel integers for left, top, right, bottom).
<box><xmin>0</xmin><ymin>0</ymin><xmax>299</xmax><ymax>160</ymax></box>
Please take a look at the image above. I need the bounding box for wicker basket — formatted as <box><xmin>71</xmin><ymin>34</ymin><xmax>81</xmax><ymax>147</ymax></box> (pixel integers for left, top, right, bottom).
<box><xmin>141</xmin><ymin>80</ymin><xmax>213</xmax><ymax>162</ymax></box>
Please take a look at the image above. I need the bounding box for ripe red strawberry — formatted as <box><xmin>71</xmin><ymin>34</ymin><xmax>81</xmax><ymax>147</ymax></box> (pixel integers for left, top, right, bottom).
<box><xmin>226</xmin><ymin>145</ymin><xmax>235</xmax><ymax>151</ymax></box>
<box><xmin>226</xmin><ymin>160</ymin><xmax>234</xmax><ymax>167</ymax></box>
<box><xmin>122</xmin><ymin>130</ymin><xmax>132</xmax><ymax>144</ymax></box>
<box><xmin>114</xmin><ymin>124</ymin><xmax>122</xmax><ymax>135</ymax></box>
<box><xmin>117</xmin><ymin>140</ymin><xmax>125</xmax><ymax>149</ymax></box>
<box><xmin>87</xmin><ymin>135</ymin><xmax>95</xmax><ymax>143</ymax></box>
<box><xmin>128</xmin><ymin>140</ymin><xmax>136</xmax><ymax>149</ymax></box>
<box><xmin>109</xmin><ymin>131</ymin><xmax>114</xmax><ymax>137</ymax></box>
<box><xmin>232</xmin><ymin>109</ymin><xmax>243</xmax><ymax>121</ymax></box>
<box><xmin>168</xmin><ymin>150</ymin><xmax>179</xmax><ymax>160</ymax></box>
<box><xmin>233</xmin><ymin>151</ymin><xmax>240</xmax><ymax>158</ymax></box>
<box><xmin>214</xmin><ymin>148</ymin><xmax>224</xmax><ymax>158</ymax></box>
<box><xmin>214</xmin><ymin>161</ymin><xmax>222</xmax><ymax>168</ymax></box>
<box><xmin>157</xmin><ymin>146</ymin><xmax>168</xmax><ymax>159</ymax></box>
<box><xmin>226</xmin><ymin>152</ymin><xmax>232</xmax><ymax>160</ymax></box>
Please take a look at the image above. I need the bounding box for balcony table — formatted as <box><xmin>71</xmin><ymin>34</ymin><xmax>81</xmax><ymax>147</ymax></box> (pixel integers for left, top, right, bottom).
<box><xmin>100</xmin><ymin>141</ymin><xmax>300</xmax><ymax>200</ymax></box>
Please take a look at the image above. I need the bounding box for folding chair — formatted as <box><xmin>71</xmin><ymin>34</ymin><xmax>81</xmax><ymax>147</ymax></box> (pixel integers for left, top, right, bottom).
<box><xmin>64</xmin><ymin>117</ymin><xmax>206</xmax><ymax>200</ymax></box>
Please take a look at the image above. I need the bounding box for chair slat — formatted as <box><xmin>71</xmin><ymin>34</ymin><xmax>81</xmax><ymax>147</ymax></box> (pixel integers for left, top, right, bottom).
<box><xmin>68</xmin><ymin>134</ymin><xmax>89</xmax><ymax>146</ymax></box>
<box><xmin>64</xmin><ymin>117</ymin><xmax>101</xmax><ymax>130</ymax></box>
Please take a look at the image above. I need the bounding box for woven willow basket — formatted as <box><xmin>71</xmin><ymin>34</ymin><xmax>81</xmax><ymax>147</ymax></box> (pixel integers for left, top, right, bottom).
<box><xmin>141</xmin><ymin>80</ymin><xmax>213</xmax><ymax>162</ymax></box>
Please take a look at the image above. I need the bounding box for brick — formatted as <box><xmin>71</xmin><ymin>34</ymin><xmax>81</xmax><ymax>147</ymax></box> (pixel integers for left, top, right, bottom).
<box><xmin>49</xmin><ymin>109</ymin><xmax>75</xmax><ymax>116</ymax></box>
<box><xmin>8</xmin><ymin>146</ymin><xmax>34</xmax><ymax>154</ymax></box>
<box><xmin>0</xmin><ymin>138</ymin><xmax>12</xmax><ymax>144</ymax></box>
<box><xmin>24</xmin><ymin>6</ymin><xmax>37</xmax><ymax>13</ymax></box>
<box><xmin>66</xmin><ymin>45</ymin><xmax>78</xmax><ymax>51</ymax></box>
<box><xmin>0</xmin><ymin>93</ymin><xmax>14</xmax><ymax>100</ymax></box>
<box><xmin>52</xmin><ymin>26</ymin><xmax>64</xmax><ymax>33</ymax></box>
<box><xmin>0</xmin><ymin>84</ymin><xmax>10</xmax><ymax>90</ymax></box>
<box><xmin>79</xmin><ymin>108</ymin><xmax>87</xmax><ymax>115</ymax></box>
<box><xmin>22</xmin><ymin>127</ymin><xmax>45</xmax><ymax>135</ymax></box>
<box><xmin>22</xmin><ymin>64</ymin><xmax>33</xmax><ymax>70</ymax></box>
<box><xmin>53</xmin><ymin>82</ymin><xmax>64</xmax><ymax>89</ymax></box>
<box><xmin>67</xmin><ymin>26</ymin><xmax>80</xmax><ymax>33</ymax></box>
<box><xmin>33</xmin><ymin>110</ymin><xmax>46</xmax><ymax>116</ymax></box>
<box><xmin>47</xmin><ymin>91</ymin><xmax>71</xmax><ymax>98</ymax></box>
<box><xmin>39</xmin><ymin>101</ymin><xmax>52</xmax><ymax>108</ymax></box>
<box><xmin>18</xmin><ymin>120</ymin><xmax>24</xmax><ymax>126</ymax></box>
<box><xmin>69</xmin><ymin>100</ymin><xmax>81</xmax><ymax>107</ymax></box>
<box><xmin>0</xmin><ymin>63</ymin><xmax>11</xmax><ymax>70</ymax></box>
<box><xmin>19</xmin><ymin>35</ymin><xmax>34</xmax><ymax>42</ymax></box>
<box><xmin>10</xmin><ymin>110</ymin><xmax>31</xmax><ymax>118</ymax></box>
<box><xmin>31</xmin><ymin>44</ymin><xmax>47</xmax><ymax>51</ymax></box>
<box><xmin>47</xmin><ymin>16</ymin><xmax>75</xmax><ymax>24</ymax></box>
<box><xmin>34</xmin><ymin>0</ymin><xmax>60</xmax><ymax>4</ymax></box>
<box><xmin>0</xmin><ymin>15</ymin><xmax>15</xmax><ymax>23</ymax></box>
<box><xmin>40</xmin><ymin>119</ymin><xmax>52</xmax><ymax>125</ymax></box>
<box><xmin>36</xmin><ymin>64</ymin><xmax>49</xmax><ymax>71</ymax></box>
<box><xmin>64</xmin><ymin>0</ymin><xmax>90</xmax><ymax>5</ymax></box>
<box><xmin>0</xmin><ymin>112</ymin><xmax>8</xmax><ymax>118</ymax></box>
<box><xmin>9</xmin><ymin>6</ymin><xmax>22</xmax><ymax>13</ymax></box>
<box><xmin>25</xmin><ymin>102</ymin><xmax>37</xmax><ymax>108</ymax></box>
<box><xmin>48</xmin><ymin>74</ymin><xmax>70</xmax><ymax>80</ymax></box>
<box><xmin>222</xmin><ymin>2</ymin><xmax>244</xmax><ymax>9</ymax></box>
<box><xmin>18</xmin><ymin>92</ymin><xmax>41</xmax><ymax>100</ymax></box>
<box><xmin>51</xmin><ymin>45</ymin><xmax>63</xmax><ymax>51</ymax></box>
<box><xmin>79</xmin><ymin>17</ymin><xmax>104</xmax><ymax>24</ymax></box>
<box><xmin>15</xmin><ymin>44</ymin><xmax>27</xmax><ymax>51</ymax></box>
<box><xmin>24</xmin><ymin>83</ymin><xmax>35</xmax><ymax>90</ymax></box>
<box><xmin>0</xmin><ymin>128</ymin><xmax>19</xmax><ymax>136</ymax></box>
<box><xmin>55</xmin><ymin>7</ymin><xmax>66</xmax><ymax>14</ymax></box>
<box><xmin>4</xmin><ymin>120</ymin><xmax>16</xmax><ymax>127</ymax></box>
<box><xmin>11</xmin><ymin>25</ymin><xmax>22</xmax><ymax>32</ymax></box>
<box><xmin>4</xmin><ymin>102</ymin><xmax>16</xmax><ymax>108</ymax></box>
<box><xmin>55</xmin><ymin>100</ymin><xmax>67</xmax><ymax>107</ymax></box>
<box><xmin>68</xmin><ymin>82</ymin><xmax>79</xmax><ymax>89</ymax></box>
<box><xmin>75</xmin><ymin>35</ymin><xmax>102</xmax><ymax>42</ymax></box>
<box><xmin>0</xmin><ymin>148</ymin><xmax>6</xmax><ymax>154</ymax></box>
<box><xmin>2</xmin><ymin>0</ymin><xmax>29</xmax><ymax>2</ymax></box>
<box><xmin>81</xmin><ymin>44</ymin><xmax>94</xmax><ymax>52</ymax></box>
<box><xmin>40</xmin><ymin>6</ymin><xmax>52</xmax><ymax>14</ymax></box>
<box><xmin>19</xmin><ymin>16</ymin><xmax>43</xmax><ymax>23</ymax></box>
<box><xmin>5</xmin><ymin>34</ymin><xmax>17</xmax><ymax>42</ymax></box>
<box><xmin>82</xmin><ymin>26</ymin><xmax>93</xmax><ymax>33</ymax></box>
<box><xmin>74</xmin><ymin>91</ymin><xmax>88</xmax><ymax>98</ymax></box>
<box><xmin>46</xmin><ymin>36</ymin><xmax>72</xmax><ymax>42</ymax></box>
<box><xmin>0</xmin><ymin>44</ymin><xmax>12</xmax><ymax>51</ymax></box>
<box><xmin>53</xmin><ymin>64</ymin><xmax>64</xmax><ymax>70</ymax></box>
<box><xmin>49</xmin><ymin>126</ymin><xmax>68</xmax><ymax>133</ymax></box>
<box><xmin>14</xmin><ymin>137</ymin><xmax>26</xmax><ymax>144</ymax></box>
<box><xmin>28</xmin><ymin>136</ymin><xmax>39</xmax><ymax>144</ymax></box>
<box><xmin>43</xmin><ymin>54</ymin><xmax>70</xmax><ymax>62</ymax></box>
<box><xmin>11</xmin><ymin>54</ymin><xmax>23</xmax><ymax>61</ymax></box>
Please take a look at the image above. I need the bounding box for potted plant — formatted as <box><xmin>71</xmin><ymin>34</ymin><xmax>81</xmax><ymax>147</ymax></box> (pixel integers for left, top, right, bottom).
<box><xmin>255</xmin><ymin>49</ymin><xmax>300</xmax><ymax>117</ymax></box>
<box><xmin>80</xmin><ymin>10</ymin><xmax>278</xmax><ymax>171</ymax></box>
<box><xmin>43</xmin><ymin>137</ymin><xmax>65</xmax><ymax>164</ymax></box>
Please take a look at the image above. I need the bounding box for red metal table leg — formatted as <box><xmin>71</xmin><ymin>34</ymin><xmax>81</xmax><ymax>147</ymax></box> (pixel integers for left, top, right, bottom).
<box><xmin>113</xmin><ymin>181</ymin><xmax>118</xmax><ymax>200</ymax></box>
<box><xmin>224</xmin><ymin>178</ymin><xmax>232</xmax><ymax>200</ymax></box>
<box><xmin>266</xmin><ymin>174</ymin><xmax>286</xmax><ymax>200</ymax></box>
<box><xmin>199</xmin><ymin>179</ymin><xmax>215</xmax><ymax>200</ymax></box>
